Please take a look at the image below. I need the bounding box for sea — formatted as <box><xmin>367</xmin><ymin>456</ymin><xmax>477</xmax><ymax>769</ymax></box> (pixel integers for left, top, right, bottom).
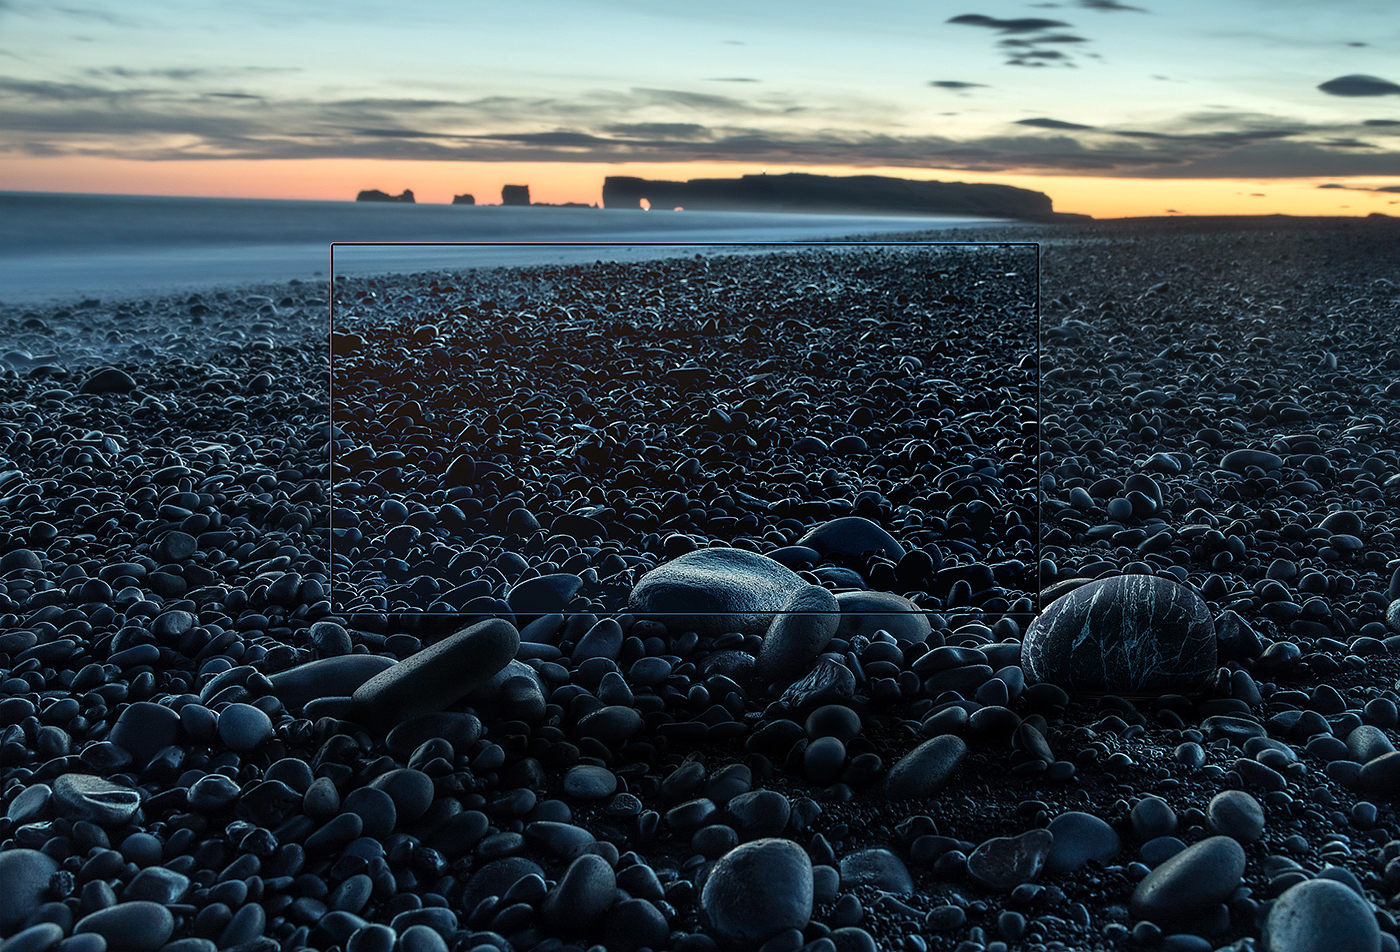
<box><xmin>0</xmin><ymin>190</ymin><xmax>1001</xmax><ymax>304</ymax></box>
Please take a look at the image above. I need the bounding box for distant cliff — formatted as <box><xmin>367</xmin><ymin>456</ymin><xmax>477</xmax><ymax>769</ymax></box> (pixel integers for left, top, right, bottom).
<box><xmin>356</xmin><ymin>189</ymin><xmax>415</xmax><ymax>203</ymax></box>
<box><xmin>602</xmin><ymin>173</ymin><xmax>1084</xmax><ymax>221</ymax></box>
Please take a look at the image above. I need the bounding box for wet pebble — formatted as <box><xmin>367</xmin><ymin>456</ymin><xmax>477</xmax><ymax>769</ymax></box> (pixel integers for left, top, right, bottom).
<box><xmin>1130</xmin><ymin>836</ymin><xmax>1245</xmax><ymax>925</ymax></box>
<box><xmin>1045</xmin><ymin>811</ymin><xmax>1121</xmax><ymax>873</ymax></box>
<box><xmin>966</xmin><ymin>829</ymin><xmax>1054</xmax><ymax>890</ymax></box>
<box><xmin>1207</xmin><ymin>790</ymin><xmax>1265</xmax><ymax>842</ymax></box>
<box><xmin>629</xmin><ymin>548</ymin><xmax>806</xmax><ymax>637</ymax></box>
<box><xmin>700</xmin><ymin>838</ymin><xmax>813</xmax><ymax>944</ymax></box>
<box><xmin>1264</xmin><ymin>878</ymin><xmax>1380</xmax><ymax>952</ymax></box>
<box><xmin>73</xmin><ymin>902</ymin><xmax>174</xmax><ymax>952</ymax></box>
<box><xmin>838</xmin><ymin>849</ymin><xmax>913</xmax><ymax>896</ymax></box>
<box><xmin>884</xmin><ymin>735</ymin><xmax>966</xmax><ymax>800</ymax></box>
<box><xmin>351</xmin><ymin>618</ymin><xmax>519</xmax><ymax>725</ymax></box>
<box><xmin>52</xmin><ymin>774</ymin><xmax>141</xmax><ymax>826</ymax></box>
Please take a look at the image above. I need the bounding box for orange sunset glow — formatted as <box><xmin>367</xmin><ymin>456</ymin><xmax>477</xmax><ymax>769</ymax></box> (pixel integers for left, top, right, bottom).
<box><xmin>3</xmin><ymin>155</ymin><xmax>1398</xmax><ymax>219</ymax></box>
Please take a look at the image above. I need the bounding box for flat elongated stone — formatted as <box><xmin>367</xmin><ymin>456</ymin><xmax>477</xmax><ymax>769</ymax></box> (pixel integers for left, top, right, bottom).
<box><xmin>839</xmin><ymin>848</ymin><xmax>914</xmax><ymax>896</ymax></box>
<box><xmin>75</xmin><ymin>902</ymin><xmax>174</xmax><ymax>952</ymax></box>
<box><xmin>884</xmin><ymin>734</ymin><xmax>966</xmax><ymax>800</ymax></box>
<box><xmin>352</xmin><ymin>619</ymin><xmax>519</xmax><ymax>726</ymax></box>
<box><xmin>1021</xmin><ymin>575</ymin><xmax>1215</xmax><ymax>697</ymax></box>
<box><xmin>629</xmin><ymin>548</ymin><xmax>806</xmax><ymax>637</ymax></box>
<box><xmin>268</xmin><ymin>655</ymin><xmax>396</xmax><ymax>713</ymax></box>
<box><xmin>1221</xmin><ymin>448</ymin><xmax>1284</xmax><ymax>474</ymax></box>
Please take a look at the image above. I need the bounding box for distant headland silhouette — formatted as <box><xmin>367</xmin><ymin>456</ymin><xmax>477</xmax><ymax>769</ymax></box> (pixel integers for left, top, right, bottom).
<box><xmin>353</xmin><ymin>173</ymin><xmax>1085</xmax><ymax>219</ymax></box>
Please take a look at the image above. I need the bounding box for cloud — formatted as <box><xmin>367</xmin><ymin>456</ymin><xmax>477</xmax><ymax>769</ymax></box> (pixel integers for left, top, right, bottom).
<box><xmin>949</xmin><ymin>12</ymin><xmax>1091</xmax><ymax>66</ymax></box>
<box><xmin>929</xmin><ymin>81</ymin><xmax>987</xmax><ymax>89</ymax></box>
<box><xmin>85</xmin><ymin>66</ymin><xmax>299</xmax><ymax>81</ymax></box>
<box><xmin>1318</xmin><ymin>75</ymin><xmax>1400</xmax><ymax>97</ymax></box>
<box><xmin>1016</xmin><ymin>117</ymin><xmax>1095</xmax><ymax>129</ymax></box>
<box><xmin>705</xmin><ymin>77</ymin><xmax>759</xmax><ymax>83</ymax></box>
<box><xmin>628</xmin><ymin>87</ymin><xmax>761</xmax><ymax>112</ymax></box>
<box><xmin>1318</xmin><ymin>182</ymin><xmax>1400</xmax><ymax>193</ymax></box>
<box><xmin>947</xmin><ymin>14</ymin><xmax>1069</xmax><ymax>32</ymax></box>
<box><xmin>1077</xmin><ymin>0</ymin><xmax>1147</xmax><ymax>11</ymax></box>
<box><xmin>2</xmin><ymin>2</ymin><xmax>141</xmax><ymax>26</ymax></box>
<box><xmin>603</xmin><ymin>122</ymin><xmax>710</xmax><ymax>139</ymax></box>
<box><xmin>0</xmin><ymin>75</ymin><xmax>131</xmax><ymax>101</ymax></box>
<box><xmin>1007</xmin><ymin>50</ymin><xmax>1071</xmax><ymax>65</ymax></box>
<box><xmin>1364</xmin><ymin>119</ymin><xmax>1400</xmax><ymax>127</ymax></box>
<box><xmin>2</xmin><ymin>72</ymin><xmax>1397</xmax><ymax>180</ymax></box>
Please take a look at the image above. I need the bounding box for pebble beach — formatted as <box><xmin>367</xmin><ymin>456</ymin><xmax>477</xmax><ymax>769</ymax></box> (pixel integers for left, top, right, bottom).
<box><xmin>1</xmin><ymin>216</ymin><xmax>1400</xmax><ymax>952</ymax></box>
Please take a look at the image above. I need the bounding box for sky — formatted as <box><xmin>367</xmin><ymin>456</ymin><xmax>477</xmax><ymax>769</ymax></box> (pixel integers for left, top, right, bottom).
<box><xmin>1</xmin><ymin>0</ymin><xmax>1398</xmax><ymax>217</ymax></box>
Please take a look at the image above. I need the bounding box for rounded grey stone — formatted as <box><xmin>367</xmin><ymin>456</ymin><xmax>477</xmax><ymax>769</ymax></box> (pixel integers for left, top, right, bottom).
<box><xmin>1263</xmin><ymin>878</ymin><xmax>1380</xmax><ymax>952</ymax></box>
<box><xmin>507</xmin><ymin>572</ymin><xmax>584</xmax><ymax>616</ymax></box>
<box><xmin>74</xmin><ymin>901</ymin><xmax>175</xmax><ymax>952</ymax></box>
<box><xmin>1045</xmin><ymin>811</ymin><xmax>1121</xmax><ymax>874</ymax></box>
<box><xmin>1130</xmin><ymin>835</ymin><xmax>1245</xmax><ymax>924</ymax></box>
<box><xmin>1207</xmin><ymin>790</ymin><xmax>1265</xmax><ymax>842</ymax></box>
<box><xmin>0</xmin><ymin>848</ymin><xmax>58</xmax><ymax>930</ymax></box>
<box><xmin>563</xmin><ymin>765</ymin><xmax>618</xmax><ymax>800</ymax></box>
<box><xmin>543</xmin><ymin>853</ymin><xmax>616</xmax><ymax>934</ymax></box>
<box><xmin>108</xmin><ymin>701</ymin><xmax>180</xmax><ymax>769</ymax></box>
<box><xmin>700</xmin><ymin>838</ymin><xmax>813</xmax><ymax>944</ymax></box>
<box><xmin>0</xmin><ymin>923</ymin><xmax>65</xmax><ymax>952</ymax></box>
<box><xmin>217</xmin><ymin>702</ymin><xmax>273</xmax><ymax>752</ymax></box>
<box><xmin>759</xmin><ymin>585</ymin><xmax>840</xmax><ymax>686</ymax></box>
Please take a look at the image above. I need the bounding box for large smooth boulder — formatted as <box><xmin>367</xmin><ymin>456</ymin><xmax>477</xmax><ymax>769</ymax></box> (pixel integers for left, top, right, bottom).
<box><xmin>629</xmin><ymin>548</ymin><xmax>806</xmax><ymax>637</ymax></box>
<box><xmin>1021</xmin><ymin>575</ymin><xmax>1215</xmax><ymax>697</ymax></box>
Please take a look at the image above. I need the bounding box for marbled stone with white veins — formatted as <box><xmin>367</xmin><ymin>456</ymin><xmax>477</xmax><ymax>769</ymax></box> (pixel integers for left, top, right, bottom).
<box><xmin>1021</xmin><ymin>575</ymin><xmax>1215</xmax><ymax>697</ymax></box>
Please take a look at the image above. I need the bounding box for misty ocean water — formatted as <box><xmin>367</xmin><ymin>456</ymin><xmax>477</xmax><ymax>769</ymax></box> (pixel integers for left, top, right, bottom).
<box><xmin>0</xmin><ymin>191</ymin><xmax>999</xmax><ymax>304</ymax></box>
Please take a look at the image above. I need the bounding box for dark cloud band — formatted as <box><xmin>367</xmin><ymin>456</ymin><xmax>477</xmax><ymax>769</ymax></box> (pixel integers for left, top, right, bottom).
<box><xmin>1318</xmin><ymin>75</ymin><xmax>1400</xmax><ymax>97</ymax></box>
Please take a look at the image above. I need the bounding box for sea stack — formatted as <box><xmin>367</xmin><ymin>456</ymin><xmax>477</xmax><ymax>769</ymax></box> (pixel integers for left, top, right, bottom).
<box><xmin>502</xmin><ymin>184</ymin><xmax>531</xmax><ymax>206</ymax></box>
<box><xmin>356</xmin><ymin>189</ymin><xmax>415</xmax><ymax>203</ymax></box>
